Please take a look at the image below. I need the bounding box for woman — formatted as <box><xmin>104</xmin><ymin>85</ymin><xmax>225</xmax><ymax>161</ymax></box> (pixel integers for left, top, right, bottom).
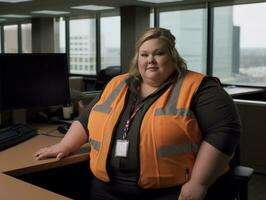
<box><xmin>35</xmin><ymin>28</ymin><xmax>240</xmax><ymax>200</ymax></box>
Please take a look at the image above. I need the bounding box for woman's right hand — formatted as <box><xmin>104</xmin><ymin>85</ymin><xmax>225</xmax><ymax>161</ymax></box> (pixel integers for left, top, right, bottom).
<box><xmin>35</xmin><ymin>121</ymin><xmax>88</xmax><ymax>161</ymax></box>
<box><xmin>34</xmin><ymin>143</ymin><xmax>71</xmax><ymax>160</ymax></box>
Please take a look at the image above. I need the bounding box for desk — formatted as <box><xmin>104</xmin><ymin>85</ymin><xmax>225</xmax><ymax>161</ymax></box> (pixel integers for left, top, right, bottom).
<box><xmin>223</xmin><ymin>86</ymin><xmax>265</xmax><ymax>97</ymax></box>
<box><xmin>0</xmin><ymin>124</ymin><xmax>90</xmax><ymax>200</ymax></box>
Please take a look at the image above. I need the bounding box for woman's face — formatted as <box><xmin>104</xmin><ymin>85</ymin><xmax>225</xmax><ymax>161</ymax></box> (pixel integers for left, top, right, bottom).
<box><xmin>138</xmin><ymin>38</ymin><xmax>175</xmax><ymax>87</ymax></box>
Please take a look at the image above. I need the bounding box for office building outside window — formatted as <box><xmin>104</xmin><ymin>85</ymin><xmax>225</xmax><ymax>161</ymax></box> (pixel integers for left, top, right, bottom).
<box><xmin>69</xmin><ymin>18</ymin><xmax>96</xmax><ymax>75</ymax></box>
<box><xmin>213</xmin><ymin>3</ymin><xmax>266</xmax><ymax>87</ymax></box>
<box><xmin>21</xmin><ymin>23</ymin><xmax>32</xmax><ymax>53</ymax></box>
<box><xmin>159</xmin><ymin>8</ymin><xmax>207</xmax><ymax>73</ymax></box>
<box><xmin>4</xmin><ymin>25</ymin><xmax>18</xmax><ymax>53</ymax></box>
<box><xmin>100</xmin><ymin>16</ymin><xmax>120</xmax><ymax>70</ymax></box>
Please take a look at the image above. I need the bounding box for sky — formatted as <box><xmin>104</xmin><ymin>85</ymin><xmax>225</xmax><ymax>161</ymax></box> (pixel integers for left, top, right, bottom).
<box><xmin>233</xmin><ymin>3</ymin><xmax>266</xmax><ymax>48</ymax></box>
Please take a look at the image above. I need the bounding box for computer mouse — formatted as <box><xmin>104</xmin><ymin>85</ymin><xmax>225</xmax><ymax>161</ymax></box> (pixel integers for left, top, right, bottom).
<box><xmin>57</xmin><ymin>124</ymin><xmax>71</xmax><ymax>134</ymax></box>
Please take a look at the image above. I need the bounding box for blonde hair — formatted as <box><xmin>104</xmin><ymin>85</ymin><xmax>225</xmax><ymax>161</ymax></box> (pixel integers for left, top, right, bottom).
<box><xmin>128</xmin><ymin>27</ymin><xmax>187</xmax><ymax>81</ymax></box>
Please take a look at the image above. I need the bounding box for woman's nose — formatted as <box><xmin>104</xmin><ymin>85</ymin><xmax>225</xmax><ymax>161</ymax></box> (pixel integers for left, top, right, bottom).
<box><xmin>148</xmin><ymin>55</ymin><xmax>155</xmax><ymax>64</ymax></box>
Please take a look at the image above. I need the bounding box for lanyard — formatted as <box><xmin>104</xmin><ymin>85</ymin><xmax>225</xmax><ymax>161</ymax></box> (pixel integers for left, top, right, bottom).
<box><xmin>122</xmin><ymin>100</ymin><xmax>145</xmax><ymax>140</ymax></box>
<box><xmin>115</xmin><ymin>100</ymin><xmax>145</xmax><ymax>157</ymax></box>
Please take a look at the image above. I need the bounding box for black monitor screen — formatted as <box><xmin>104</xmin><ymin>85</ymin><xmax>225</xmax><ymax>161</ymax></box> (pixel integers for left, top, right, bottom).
<box><xmin>0</xmin><ymin>53</ymin><xmax>70</xmax><ymax>111</ymax></box>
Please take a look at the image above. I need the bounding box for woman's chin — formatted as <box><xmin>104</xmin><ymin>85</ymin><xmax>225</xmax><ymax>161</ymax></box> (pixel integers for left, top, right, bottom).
<box><xmin>143</xmin><ymin>76</ymin><xmax>165</xmax><ymax>86</ymax></box>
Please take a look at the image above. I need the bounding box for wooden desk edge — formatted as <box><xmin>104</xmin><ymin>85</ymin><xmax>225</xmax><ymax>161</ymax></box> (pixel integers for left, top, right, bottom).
<box><xmin>1</xmin><ymin>149</ymin><xmax>89</xmax><ymax>200</ymax></box>
<box><xmin>4</xmin><ymin>151</ymin><xmax>89</xmax><ymax>176</ymax></box>
<box><xmin>0</xmin><ymin>173</ymin><xmax>72</xmax><ymax>200</ymax></box>
<box><xmin>0</xmin><ymin>127</ymin><xmax>90</xmax><ymax>200</ymax></box>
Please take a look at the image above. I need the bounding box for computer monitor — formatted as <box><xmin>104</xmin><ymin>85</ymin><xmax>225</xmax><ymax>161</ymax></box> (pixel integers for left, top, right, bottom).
<box><xmin>0</xmin><ymin>53</ymin><xmax>71</xmax><ymax>112</ymax></box>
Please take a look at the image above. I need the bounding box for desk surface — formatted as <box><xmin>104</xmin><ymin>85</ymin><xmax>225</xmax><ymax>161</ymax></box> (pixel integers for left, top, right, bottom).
<box><xmin>224</xmin><ymin>86</ymin><xmax>265</xmax><ymax>97</ymax></box>
<box><xmin>0</xmin><ymin>124</ymin><xmax>90</xmax><ymax>200</ymax></box>
<box><xmin>0</xmin><ymin>173</ymin><xmax>71</xmax><ymax>200</ymax></box>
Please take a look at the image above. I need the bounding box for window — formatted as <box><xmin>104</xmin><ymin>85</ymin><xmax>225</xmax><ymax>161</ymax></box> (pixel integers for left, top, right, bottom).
<box><xmin>150</xmin><ymin>9</ymin><xmax>154</xmax><ymax>27</ymax></box>
<box><xmin>213</xmin><ymin>3</ymin><xmax>266</xmax><ymax>87</ymax></box>
<box><xmin>69</xmin><ymin>18</ymin><xmax>96</xmax><ymax>75</ymax></box>
<box><xmin>21</xmin><ymin>23</ymin><xmax>32</xmax><ymax>53</ymax></box>
<box><xmin>4</xmin><ymin>25</ymin><xmax>18</xmax><ymax>53</ymax></box>
<box><xmin>0</xmin><ymin>26</ymin><xmax>1</xmax><ymax>53</ymax></box>
<box><xmin>159</xmin><ymin>8</ymin><xmax>207</xmax><ymax>73</ymax></box>
<box><xmin>100</xmin><ymin>15</ymin><xmax>121</xmax><ymax>69</ymax></box>
<box><xmin>59</xmin><ymin>17</ymin><xmax>66</xmax><ymax>53</ymax></box>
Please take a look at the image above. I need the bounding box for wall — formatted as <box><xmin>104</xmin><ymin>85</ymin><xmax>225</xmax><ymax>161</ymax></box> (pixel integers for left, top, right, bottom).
<box><xmin>234</xmin><ymin>99</ymin><xmax>266</xmax><ymax>174</ymax></box>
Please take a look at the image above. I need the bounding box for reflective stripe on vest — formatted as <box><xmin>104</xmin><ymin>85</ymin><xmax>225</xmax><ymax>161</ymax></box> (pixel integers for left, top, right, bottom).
<box><xmin>89</xmin><ymin>140</ymin><xmax>199</xmax><ymax>158</ymax></box>
<box><xmin>89</xmin><ymin>138</ymin><xmax>100</xmax><ymax>151</ymax></box>
<box><xmin>156</xmin><ymin>71</ymin><xmax>185</xmax><ymax>116</ymax></box>
<box><xmin>155</xmin><ymin>72</ymin><xmax>194</xmax><ymax>117</ymax></box>
<box><xmin>157</xmin><ymin>143</ymin><xmax>199</xmax><ymax>157</ymax></box>
<box><xmin>93</xmin><ymin>80</ymin><xmax>126</xmax><ymax>113</ymax></box>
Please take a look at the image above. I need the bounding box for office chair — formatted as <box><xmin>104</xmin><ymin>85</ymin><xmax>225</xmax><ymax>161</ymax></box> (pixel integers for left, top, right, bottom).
<box><xmin>205</xmin><ymin>145</ymin><xmax>254</xmax><ymax>200</ymax></box>
<box><xmin>95</xmin><ymin>66</ymin><xmax>122</xmax><ymax>90</ymax></box>
<box><xmin>232</xmin><ymin>165</ymin><xmax>254</xmax><ymax>200</ymax></box>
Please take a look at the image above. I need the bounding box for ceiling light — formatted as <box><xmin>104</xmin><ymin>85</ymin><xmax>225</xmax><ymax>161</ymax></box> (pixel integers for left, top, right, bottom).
<box><xmin>71</xmin><ymin>5</ymin><xmax>114</xmax><ymax>11</ymax></box>
<box><xmin>0</xmin><ymin>0</ymin><xmax>32</xmax><ymax>3</ymax></box>
<box><xmin>32</xmin><ymin>10</ymin><xmax>70</xmax><ymax>15</ymax></box>
<box><xmin>137</xmin><ymin>0</ymin><xmax>183</xmax><ymax>3</ymax></box>
<box><xmin>0</xmin><ymin>14</ymin><xmax>31</xmax><ymax>18</ymax></box>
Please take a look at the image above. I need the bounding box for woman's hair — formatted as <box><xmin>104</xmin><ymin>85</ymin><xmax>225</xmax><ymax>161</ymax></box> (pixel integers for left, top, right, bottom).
<box><xmin>128</xmin><ymin>27</ymin><xmax>187</xmax><ymax>81</ymax></box>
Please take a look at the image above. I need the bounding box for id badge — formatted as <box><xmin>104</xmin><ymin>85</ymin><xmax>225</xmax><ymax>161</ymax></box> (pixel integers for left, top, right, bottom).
<box><xmin>115</xmin><ymin>139</ymin><xmax>129</xmax><ymax>157</ymax></box>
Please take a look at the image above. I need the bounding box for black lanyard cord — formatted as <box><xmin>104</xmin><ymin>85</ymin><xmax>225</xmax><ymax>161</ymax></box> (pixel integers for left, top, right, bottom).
<box><xmin>122</xmin><ymin>100</ymin><xmax>145</xmax><ymax>139</ymax></box>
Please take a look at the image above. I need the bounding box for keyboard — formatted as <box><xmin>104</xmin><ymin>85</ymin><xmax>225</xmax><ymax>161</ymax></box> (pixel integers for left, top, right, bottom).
<box><xmin>0</xmin><ymin>124</ymin><xmax>38</xmax><ymax>151</ymax></box>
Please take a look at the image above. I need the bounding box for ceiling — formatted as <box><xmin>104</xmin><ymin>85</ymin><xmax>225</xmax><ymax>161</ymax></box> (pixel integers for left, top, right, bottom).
<box><xmin>0</xmin><ymin>0</ymin><xmax>205</xmax><ymax>24</ymax></box>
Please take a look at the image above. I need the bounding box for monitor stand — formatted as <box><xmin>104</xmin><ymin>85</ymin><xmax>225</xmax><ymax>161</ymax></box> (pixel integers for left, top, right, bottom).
<box><xmin>13</xmin><ymin>109</ymin><xmax>27</xmax><ymax>124</ymax></box>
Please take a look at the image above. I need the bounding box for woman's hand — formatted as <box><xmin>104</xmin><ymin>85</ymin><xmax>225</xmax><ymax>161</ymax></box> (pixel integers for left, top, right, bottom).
<box><xmin>35</xmin><ymin>121</ymin><xmax>88</xmax><ymax>161</ymax></box>
<box><xmin>178</xmin><ymin>142</ymin><xmax>232</xmax><ymax>200</ymax></box>
<box><xmin>178</xmin><ymin>180</ymin><xmax>208</xmax><ymax>200</ymax></box>
<box><xmin>34</xmin><ymin>143</ymin><xmax>71</xmax><ymax>160</ymax></box>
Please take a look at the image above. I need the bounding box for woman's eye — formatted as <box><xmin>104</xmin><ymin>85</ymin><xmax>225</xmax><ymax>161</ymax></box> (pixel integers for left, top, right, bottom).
<box><xmin>156</xmin><ymin>51</ymin><xmax>164</xmax><ymax>56</ymax></box>
<box><xmin>140</xmin><ymin>53</ymin><xmax>148</xmax><ymax>57</ymax></box>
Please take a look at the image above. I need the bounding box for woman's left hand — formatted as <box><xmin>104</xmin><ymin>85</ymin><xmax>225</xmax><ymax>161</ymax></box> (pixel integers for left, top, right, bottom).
<box><xmin>178</xmin><ymin>180</ymin><xmax>208</xmax><ymax>200</ymax></box>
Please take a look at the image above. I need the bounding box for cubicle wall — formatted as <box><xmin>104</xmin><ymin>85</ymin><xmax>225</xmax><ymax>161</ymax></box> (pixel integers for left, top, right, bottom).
<box><xmin>234</xmin><ymin>99</ymin><xmax>266</xmax><ymax>174</ymax></box>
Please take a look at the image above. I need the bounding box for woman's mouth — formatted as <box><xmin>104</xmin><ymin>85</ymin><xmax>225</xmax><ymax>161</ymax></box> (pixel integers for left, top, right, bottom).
<box><xmin>146</xmin><ymin>66</ymin><xmax>159</xmax><ymax>70</ymax></box>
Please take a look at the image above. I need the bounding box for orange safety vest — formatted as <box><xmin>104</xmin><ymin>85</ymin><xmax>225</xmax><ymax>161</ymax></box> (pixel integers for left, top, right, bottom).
<box><xmin>88</xmin><ymin>70</ymin><xmax>226</xmax><ymax>189</ymax></box>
